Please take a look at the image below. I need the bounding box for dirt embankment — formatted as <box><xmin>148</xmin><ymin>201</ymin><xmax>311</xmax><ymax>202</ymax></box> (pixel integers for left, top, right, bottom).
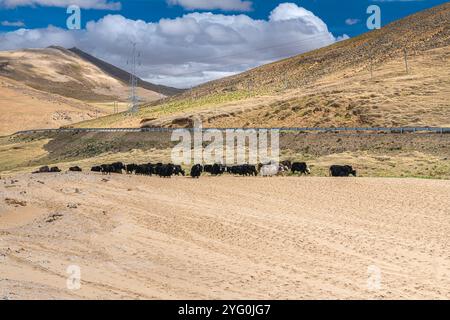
<box><xmin>0</xmin><ymin>173</ymin><xmax>449</xmax><ymax>299</ymax></box>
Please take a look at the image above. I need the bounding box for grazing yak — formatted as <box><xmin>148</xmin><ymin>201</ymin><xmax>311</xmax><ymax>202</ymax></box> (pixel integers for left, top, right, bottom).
<box><xmin>211</xmin><ymin>164</ymin><xmax>225</xmax><ymax>176</ymax></box>
<box><xmin>89</xmin><ymin>162</ymin><xmax>125</xmax><ymax>175</ymax></box>
<box><xmin>291</xmin><ymin>162</ymin><xmax>311</xmax><ymax>175</ymax></box>
<box><xmin>33</xmin><ymin>166</ymin><xmax>50</xmax><ymax>174</ymax></box>
<box><xmin>135</xmin><ymin>164</ymin><xmax>154</xmax><ymax>176</ymax></box>
<box><xmin>111</xmin><ymin>162</ymin><xmax>126</xmax><ymax>174</ymax></box>
<box><xmin>260</xmin><ymin>164</ymin><xmax>283</xmax><ymax>177</ymax></box>
<box><xmin>203</xmin><ymin>163</ymin><xmax>226</xmax><ymax>175</ymax></box>
<box><xmin>100</xmin><ymin>162</ymin><xmax>125</xmax><ymax>175</ymax></box>
<box><xmin>281</xmin><ymin>160</ymin><xmax>292</xmax><ymax>170</ymax></box>
<box><xmin>126</xmin><ymin>163</ymin><xmax>185</xmax><ymax>177</ymax></box>
<box><xmin>100</xmin><ymin>164</ymin><xmax>112</xmax><ymax>174</ymax></box>
<box><xmin>152</xmin><ymin>163</ymin><xmax>171</xmax><ymax>178</ymax></box>
<box><xmin>69</xmin><ymin>166</ymin><xmax>82</xmax><ymax>172</ymax></box>
<box><xmin>257</xmin><ymin>162</ymin><xmax>280</xmax><ymax>172</ymax></box>
<box><xmin>173</xmin><ymin>165</ymin><xmax>186</xmax><ymax>176</ymax></box>
<box><xmin>190</xmin><ymin>164</ymin><xmax>203</xmax><ymax>179</ymax></box>
<box><xmin>158</xmin><ymin>164</ymin><xmax>174</xmax><ymax>178</ymax></box>
<box><xmin>33</xmin><ymin>166</ymin><xmax>61</xmax><ymax>173</ymax></box>
<box><xmin>227</xmin><ymin>164</ymin><xmax>257</xmax><ymax>176</ymax></box>
<box><xmin>125</xmin><ymin>164</ymin><xmax>139</xmax><ymax>174</ymax></box>
<box><xmin>330</xmin><ymin>165</ymin><xmax>357</xmax><ymax>177</ymax></box>
<box><xmin>204</xmin><ymin>165</ymin><xmax>213</xmax><ymax>174</ymax></box>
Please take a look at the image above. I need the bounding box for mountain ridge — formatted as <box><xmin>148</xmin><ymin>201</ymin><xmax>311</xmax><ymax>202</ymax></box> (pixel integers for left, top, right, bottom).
<box><xmin>67</xmin><ymin>47</ymin><xmax>183</xmax><ymax>96</ymax></box>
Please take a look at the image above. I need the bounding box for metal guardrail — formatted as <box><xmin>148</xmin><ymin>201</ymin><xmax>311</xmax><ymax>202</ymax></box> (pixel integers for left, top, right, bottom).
<box><xmin>11</xmin><ymin>127</ymin><xmax>450</xmax><ymax>135</ymax></box>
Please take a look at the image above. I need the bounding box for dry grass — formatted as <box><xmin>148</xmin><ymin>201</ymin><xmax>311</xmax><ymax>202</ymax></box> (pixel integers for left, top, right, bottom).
<box><xmin>88</xmin><ymin>102</ymin><xmax>130</xmax><ymax>114</ymax></box>
<box><xmin>0</xmin><ymin>137</ymin><xmax>50</xmax><ymax>173</ymax></box>
<box><xmin>303</xmin><ymin>151</ymin><xmax>450</xmax><ymax>179</ymax></box>
<box><xmin>1</xmin><ymin>131</ymin><xmax>448</xmax><ymax>180</ymax></box>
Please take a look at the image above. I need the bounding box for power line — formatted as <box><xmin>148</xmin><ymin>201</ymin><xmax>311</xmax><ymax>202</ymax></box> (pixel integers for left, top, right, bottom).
<box><xmin>136</xmin><ymin>32</ymin><xmax>335</xmax><ymax>76</ymax></box>
<box><xmin>183</xmin><ymin>32</ymin><xmax>334</xmax><ymax>66</ymax></box>
<box><xmin>140</xmin><ymin>33</ymin><xmax>335</xmax><ymax>80</ymax></box>
<box><xmin>129</xmin><ymin>33</ymin><xmax>333</xmax><ymax>74</ymax></box>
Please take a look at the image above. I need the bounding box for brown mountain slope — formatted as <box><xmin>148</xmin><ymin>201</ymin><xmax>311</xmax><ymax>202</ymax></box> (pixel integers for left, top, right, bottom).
<box><xmin>68</xmin><ymin>47</ymin><xmax>183</xmax><ymax>97</ymax></box>
<box><xmin>0</xmin><ymin>76</ymin><xmax>104</xmax><ymax>136</ymax></box>
<box><xmin>0</xmin><ymin>46</ymin><xmax>167</xmax><ymax>102</ymax></box>
<box><xmin>0</xmin><ymin>46</ymin><xmax>181</xmax><ymax>135</ymax></box>
<box><xmin>74</xmin><ymin>2</ymin><xmax>450</xmax><ymax>129</ymax></box>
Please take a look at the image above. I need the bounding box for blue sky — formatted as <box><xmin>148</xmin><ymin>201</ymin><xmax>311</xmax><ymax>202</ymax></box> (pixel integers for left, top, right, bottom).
<box><xmin>0</xmin><ymin>0</ymin><xmax>447</xmax><ymax>87</ymax></box>
<box><xmin>1</xmin><ymin>0</ymin><xmax>446</xmax><ymax>35</ymax></box>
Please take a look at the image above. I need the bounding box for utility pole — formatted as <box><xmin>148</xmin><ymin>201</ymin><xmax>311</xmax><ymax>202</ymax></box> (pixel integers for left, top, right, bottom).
<box><xmin>127</xmin><ymin>43</ymin><xmax>140</xmax><ymax>114</ymax></box>
<box><xmin>404</xmin><ymin>48</ymin><xmax>409</xmax><ymax>74</ymax></box>
<box><xmin>369</xmin><ymin>50</ymin><xmax>373</xmax><ymax>80</ymax></box>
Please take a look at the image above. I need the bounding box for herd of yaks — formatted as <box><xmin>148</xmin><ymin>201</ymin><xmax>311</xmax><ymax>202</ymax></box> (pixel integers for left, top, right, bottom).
<box><xmin>32</xmin><ymin>161</ymin><xmax>357</xmax><ymax>178</ymax></box>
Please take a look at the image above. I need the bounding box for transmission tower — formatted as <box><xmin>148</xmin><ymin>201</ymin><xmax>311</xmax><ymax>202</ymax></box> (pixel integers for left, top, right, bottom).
<box><xmin>127</xmin><ymin>43</ymin><xmax>141</xmax><ymax>114</ymax></box>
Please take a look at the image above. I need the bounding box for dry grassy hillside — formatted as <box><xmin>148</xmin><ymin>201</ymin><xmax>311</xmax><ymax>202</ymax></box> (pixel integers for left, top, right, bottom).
<box><xmin>182</xmin><ymin>2</ymin><xmax>450</xmax><ymax>98</ymax></box>
<box><xmin>0</xmin><ymin>76</ymin><xmax>107</xmax><ymax>136</ymax></box>
<box><xmin>74</xmin><ymin>3</ymin><xmax>450</xmax><ymax>129</ymax></box>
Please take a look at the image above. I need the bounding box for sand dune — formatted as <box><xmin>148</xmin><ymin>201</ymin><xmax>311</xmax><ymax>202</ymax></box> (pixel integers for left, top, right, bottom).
<box><xmin>0</xmin><ymin>173</ymin><xmax>449</xmax><ymax>299</ymax></box>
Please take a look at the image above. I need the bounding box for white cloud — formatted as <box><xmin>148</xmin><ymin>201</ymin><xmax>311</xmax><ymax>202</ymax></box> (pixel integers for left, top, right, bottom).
<box><xmin>336</xmin><ymin>34</ymin><xmax>350</xmax><ymax>42</ymax></box>
<box><xmin>167</xmin><ymin>0</ymin><xmax>252</xmax><ymax>12</ymax></box>
<box><xmin>0</xmin><ymin>0</ymin><xmax>121</xmax><ymax>10</ymax></box>
<box><xmin>270</xmin><ymin>2</ymin><xmax>322</xmax><ymax>24</ymax></box>
<box><xmin>0</xmin><ymin>25</ymin><xmax>77</xmax><ymax>48</ymax></box>
<box><xmin>1</xmin><ymin>20</ymin><xmax>26</xmax><ymax>27</ymax></box>
<box><xmin>345</xmin><ymin>18</ymin><xmax>360</xmax><ymax>26</ymax></box>
<box><xmin>0</xmin><ymin>3</ymin><xmax>342</xmax><ymax>88</ymax></box>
